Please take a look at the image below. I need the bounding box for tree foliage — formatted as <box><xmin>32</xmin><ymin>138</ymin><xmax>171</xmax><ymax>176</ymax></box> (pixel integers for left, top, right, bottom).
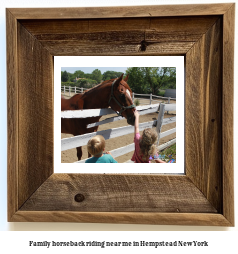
<box><xmin>91</xmin><ymin>69</ymin><xmax>102</xmax><ymax>83</ymax></box>
<box><xmin>102</xmin><ymin>71</ymin><xmax>123</xmax><ymax>81</ymax></box>
<box><xmin>61</xmin><ymin>69</ymin><xmax>102</xmax><ymax>85</ymax></box>
<box><xmin>61</xmin><ymin>70</ymin><xmax>69</xmax><ymax>82</ymax></box>
<box><xmin>76</xmin><ymin>78</ymin><xmax>97</xmax><ymax>88</ymax></box>
<box><xmin>61</xmin><ymin>68</ymin><xmax>176</xmax><ymax>95</ymax></box>
<box><xmin>125</xmin><ymin>67</ymin><xmax>176</xmax><ymax>95</ymax></box>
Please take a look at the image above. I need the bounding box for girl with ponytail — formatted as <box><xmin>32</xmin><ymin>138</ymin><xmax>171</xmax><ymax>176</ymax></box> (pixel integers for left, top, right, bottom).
<box><xmin>131</xmin><ymin>110</ymin><xmax>165</xmax><ymax>163</ymax></box>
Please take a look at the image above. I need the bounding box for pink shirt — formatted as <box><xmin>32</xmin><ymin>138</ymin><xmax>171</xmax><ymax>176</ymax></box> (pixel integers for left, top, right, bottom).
<box><xmin>131</xmin><ymin>133</ymin><xmax>151</xmax><ymax>163</ymax></box>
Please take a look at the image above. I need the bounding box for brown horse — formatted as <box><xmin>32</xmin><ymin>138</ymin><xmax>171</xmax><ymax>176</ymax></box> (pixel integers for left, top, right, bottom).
<box><xmin>61</xmin><ymin>73</ymin><xmax>136</xmax><ymax>161</ymax></box>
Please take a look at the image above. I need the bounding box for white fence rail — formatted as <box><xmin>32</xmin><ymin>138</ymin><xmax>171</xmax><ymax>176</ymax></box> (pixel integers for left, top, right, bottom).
<box><xmin>61</xmin><ymin>85</ymin><xmax>88</xmax><ymax>96</ymax></box>
<box><xmin>61</xmin><ymin>103</ymin><xmax>176</xmax><ymax>163</ymax></box>
<box><xmin>132</xmin><ymin>92</ymin><xmax>176</xmax><ymax>105</ymax></box>
<box><xmin>61</xmin><ymin>86</ymin><xmax>176</xmax><ymax>104</ymax></box>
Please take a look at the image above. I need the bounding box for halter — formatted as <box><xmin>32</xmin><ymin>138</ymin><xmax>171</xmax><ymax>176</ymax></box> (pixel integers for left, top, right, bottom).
<box><xmin>108</xmin><ymin>79</ymin><xmax>136</xmax><ymax>116</ymax></box>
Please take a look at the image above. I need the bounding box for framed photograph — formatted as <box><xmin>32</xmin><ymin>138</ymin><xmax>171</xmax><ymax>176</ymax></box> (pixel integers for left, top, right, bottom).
<box><xmin>7</xmin><ymin>3</ymin><xmax>234</xmax><ymax>225</ymax></box>
<box><xmin>56</xmin><ymin>56</ymin><xmax>184</xmax><ymax>173</ymax></box>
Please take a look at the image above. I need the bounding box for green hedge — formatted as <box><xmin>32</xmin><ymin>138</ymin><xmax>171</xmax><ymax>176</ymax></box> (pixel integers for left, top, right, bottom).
<box><xmin>61</xmin><ymin>82</ymin><xmax>76</xmax><ymax>86</ymax></box>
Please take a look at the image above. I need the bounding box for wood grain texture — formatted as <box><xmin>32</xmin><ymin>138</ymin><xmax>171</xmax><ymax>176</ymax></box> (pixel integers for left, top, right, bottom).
<box><xmin>19</xmin><ymin>17</ymin><xmax>219</xmax><ymax>56</ymax></box>
<box><xmin>17</xmin><ymin>23</ymin><xmax>54</xmax><ymax>208</ymax></box>
<box><xmin>222</xmin><ymin>4</ymin><xmax>235</xmax><ymax>226</ymax></box>
<box><xmin>8</xmin><ymin>4</ymin><xmax>233</xmax><ymax>19</ymax></box>
<box><xmin>20</xmin><ymin>16</ymin><xmax>218</xmax><ymax>34</ymax></box>
<box><xmin>11</xmin><ymin>211</ymin><xmax>232</xmax><ymax>226</ymax></box>
<box><xmin>6</xmin><ymin>4</ymin><xmax>234</xmax><ymax>225</ymax></box>
<box><xmin>6</xmin><ymin>9</ymin><xmax>18</xmax><ymax>221</ymax></box>
<box><xmin>38</xmin><ymin>41</ymin><xmax>193</xmax><ymax>56</ymax></box>
<box><xmin>20</xmin><ymin>174</ymin><xmax>217</xmax><ymax>213</ymax></box>
<box><xmin>186</xmin><ymin>18</ymin><xmax>223</xmax><ymax>212</ymax></box>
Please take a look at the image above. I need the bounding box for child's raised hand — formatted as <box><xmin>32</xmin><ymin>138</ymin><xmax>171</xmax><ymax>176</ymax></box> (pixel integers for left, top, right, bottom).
<box><xmin>134</xmin><ymin>110</ymin><xmax>140</xmax><ymax>118</ymax></box>
<box><xmin>134</xmin><ymin>110</ymin><xmax>140</xmax><ymax>134</ymax></box>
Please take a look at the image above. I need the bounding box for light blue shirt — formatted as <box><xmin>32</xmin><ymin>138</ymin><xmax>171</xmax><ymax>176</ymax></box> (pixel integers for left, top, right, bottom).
<box><xmin>85</xmin><ymin>154</ymin><xmax>118</xmax><ymax>163</ymax></box>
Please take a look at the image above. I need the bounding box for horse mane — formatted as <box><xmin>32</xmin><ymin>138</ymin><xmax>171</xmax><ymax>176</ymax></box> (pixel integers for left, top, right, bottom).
<box><xmin>79</xmin><ymin>76</ymin><xmax>132</xmax><ymax>100</ymax></box>
<box><xmin>83</xmin><ymin>77</ymin><xmax>132</xmax><ymax>95</ymax></box>
<box><xmin>82</xmin><ymin>79</ymin><xmax>114</xmax><ymax>95</ymax></box>
<box><xmin>69</xmin><ymin>93</ymin><xmax>83</xmax><ymax>99</ymax></box>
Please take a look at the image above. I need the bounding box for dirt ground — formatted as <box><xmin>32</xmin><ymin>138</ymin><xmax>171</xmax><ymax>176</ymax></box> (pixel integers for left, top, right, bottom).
<box><xmin>61</xmin><ymin>108</ymin><xmax>176</xmax><ymax>163</ymax></box>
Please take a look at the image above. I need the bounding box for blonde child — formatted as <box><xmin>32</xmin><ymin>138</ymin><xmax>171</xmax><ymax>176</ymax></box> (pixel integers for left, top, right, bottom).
<box><xmin>86</xmin><ymin>135</ymin><xmax>118</xmax><ymax>163</ymax></box>
<box><xmin>131</xmin><ymin>110</ymin><xmax>165</xmax><ymax>163</ymax></box>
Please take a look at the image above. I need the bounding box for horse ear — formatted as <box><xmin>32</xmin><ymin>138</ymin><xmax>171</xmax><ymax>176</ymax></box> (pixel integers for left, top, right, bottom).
<box><xmin>114</xmin><ymin>73</ymin><xmax>124</xmax><ymax>86</ymax></box>
<box><xmin>118</xmin><ymin>73</ymin><xmax>124</xmax><ymax>81</ymax></box>
<box><xmin>124</xmin><ymin>74</ymin><xmax>129</xmax><ymax>82</ymax></box>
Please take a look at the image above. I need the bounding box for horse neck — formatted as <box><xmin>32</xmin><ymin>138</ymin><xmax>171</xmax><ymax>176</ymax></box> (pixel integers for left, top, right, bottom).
<box><xmin>82</xmin><ymin>82</ymin><xmax>111</xmax><ymax>109</ymax></box>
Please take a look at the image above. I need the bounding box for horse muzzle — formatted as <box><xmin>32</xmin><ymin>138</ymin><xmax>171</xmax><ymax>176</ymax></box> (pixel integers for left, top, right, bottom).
<box><xmin>127</xmin><ymin>114</ymin><xmax>135</xmax><ymax>126</ymax></box>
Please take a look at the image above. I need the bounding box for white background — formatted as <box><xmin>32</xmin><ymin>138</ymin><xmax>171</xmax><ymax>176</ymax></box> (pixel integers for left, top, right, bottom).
<box><xmin>56</xmin><ymin>56</ymin><xmax>184</xmax><ymax>173</ymax></box>
<box><xmin>0</xmin><ymin>0</ymin><xmax>237</xmax><ymax>253</ymax></box>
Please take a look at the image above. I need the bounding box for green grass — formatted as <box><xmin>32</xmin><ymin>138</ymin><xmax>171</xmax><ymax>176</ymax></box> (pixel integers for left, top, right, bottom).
<box><xmin>157</xmin><ymin>90</ymin><xmax>166</xmax><ymax>97</ymax></box>
<box><xmin>159</xmin><ymin>143</ymin><xmax>176</xmax><ymax>162</ymax></box>
<box><xmin>134</xmin><ymin>99</ymin><xmax>140</xmax><ymax>106</ymax></box>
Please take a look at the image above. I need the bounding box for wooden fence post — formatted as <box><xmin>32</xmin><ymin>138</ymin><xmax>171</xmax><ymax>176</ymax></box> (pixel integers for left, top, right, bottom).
<box><xmin>156</xmin><ymin>103</ymin><xmax>165</xmax><ymax>146</ymax></box>
<box><xmin>167</xmin><ymin>97</ymin><xmax>171</xmax><ymax>114</ymax></box>
<box><xmin>75</xmin><ymin>86</ymin><xmax>76</xmax><ymax>94</ymax></box>
<box><xmin>81</xmin><ymin>87</ymin><xmax>83</xmax><ymax>93</ymax></box>
<box><xmin>64</xmin><ymin>86</ymin><xmax>65</xmax><ymax>95</ymax></box>
<box><xmin>150</xmin><ymin>93</ymin><xmax>152</xmax><ymax>105</ymax></box>
<box><xmin>132</xmin><ymin>92</ymin><xmax>134</xmax><ymax>102</ymax></box>
<box><xmin>69</xmin><ymin>86</ymin><xmax>71</xmax><ymax>97</ymax></box>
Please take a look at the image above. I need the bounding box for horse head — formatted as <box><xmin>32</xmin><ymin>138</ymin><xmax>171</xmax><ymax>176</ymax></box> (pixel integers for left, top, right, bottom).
<box><xmin>108</xmin><ymin>73</ymin><xmax>136</xmax><ymax>126</ymax></box>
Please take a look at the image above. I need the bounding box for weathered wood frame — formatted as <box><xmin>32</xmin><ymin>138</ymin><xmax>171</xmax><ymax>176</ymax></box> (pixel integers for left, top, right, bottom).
<box><xmin>7</xmin><ymin>4</ymin><xmax>234</xmax><ymax>225</ymax></box>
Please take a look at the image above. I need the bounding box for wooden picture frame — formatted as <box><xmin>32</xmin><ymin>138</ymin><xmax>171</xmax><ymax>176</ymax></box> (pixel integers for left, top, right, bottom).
<box><xmin>7</xmin><ymin>3</ymin><xmax>234</xmax><ymax>226</ymax></box>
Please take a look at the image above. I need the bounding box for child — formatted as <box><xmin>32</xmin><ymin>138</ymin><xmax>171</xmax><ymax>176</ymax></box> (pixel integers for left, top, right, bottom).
<box><xmin>131</xmin><ymin>110</ymin><xmax>165</xmax><ymax>163</ymax></box>
<box><xmin>85</xmin><ymin>135</ymin><xmax>118</xmax><ymax>163</ymax></box>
